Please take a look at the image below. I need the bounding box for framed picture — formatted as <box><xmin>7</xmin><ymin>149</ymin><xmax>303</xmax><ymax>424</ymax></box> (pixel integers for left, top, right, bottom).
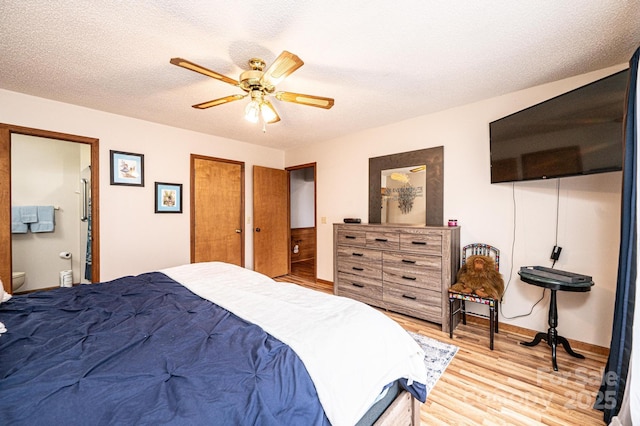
<box><xmin>110</xmin><ymin>150</ymin><xmax>144</xmax><ymax>186</ymax></box>
<box><xmin>155</xmin><ymin>182</ymin><xmax>182</xmax><ymax>213</ymax></box>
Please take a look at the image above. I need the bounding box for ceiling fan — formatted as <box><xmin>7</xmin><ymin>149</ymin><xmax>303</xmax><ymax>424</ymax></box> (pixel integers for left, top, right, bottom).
<box><xmin>170</xmin><ymin>51</ymin><xmax>334</xmax><ymax>125</ymax></box>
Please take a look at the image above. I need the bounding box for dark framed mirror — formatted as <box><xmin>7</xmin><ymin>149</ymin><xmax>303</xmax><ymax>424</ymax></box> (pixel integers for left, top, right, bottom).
<box><xmin>369</xmin><ymin>146</ymin><xmax>443</xmax><ymax>226</ymax></box>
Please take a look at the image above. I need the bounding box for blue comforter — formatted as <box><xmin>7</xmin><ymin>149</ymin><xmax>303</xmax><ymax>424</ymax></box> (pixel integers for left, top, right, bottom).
<box><xmin>0</xmin><ymin>272</ymin><xmax>330</xmax><ymax>425</ymax></box>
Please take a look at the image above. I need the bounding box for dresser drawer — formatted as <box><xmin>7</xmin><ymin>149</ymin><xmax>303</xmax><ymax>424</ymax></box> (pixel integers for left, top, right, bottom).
<box><xmin>337</xmin><ymin>246</ymin><xmax>381</xmax><ymax>273</ymax></box>
<box><xmin>336</xmin><ymin>272</ymin><xmax>383</xmax><ymax>306</ymax></box>
<box><xmin>382</xmin><ymin>252</ymin><xmax>441</xmax><ymax>291</ymax></box>
<box><xmin>336</xmin><ymin>229</ymin><xmax>366</xmax><ymax>246</ymax></box>
<box><xmin>337</xmin><ymin>247</ymin><xmax>382</xmax><ymax>280</ymax></box>
<box><xmin>399</xmin><ymin>232</ymin><xmax>442</xmax><ymax>254</ymax></box>
<box><xmin>383</xmin><ymin>285</ymin><xmax>442</xmax><ymax>321</ymax></box>
<box><xmin>337</xmin><ymin>245</ymin><xmax>381</xmax><ymax>261</ymax></box>
<box><xmin>366</xmin><ymin>231</ymin><xmax>400</xmax><ymax>250</ymax></box>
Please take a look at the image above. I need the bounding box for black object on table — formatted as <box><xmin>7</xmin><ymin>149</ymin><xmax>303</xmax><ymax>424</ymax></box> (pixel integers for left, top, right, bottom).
<box><xmin>518</xmin><ymin>266</ymin><xmax>594</xmax><ymax>371</ymax></box>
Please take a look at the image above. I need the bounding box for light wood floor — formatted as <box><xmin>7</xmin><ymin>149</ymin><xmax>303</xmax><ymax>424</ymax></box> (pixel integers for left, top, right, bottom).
<box><xmin>290</xmin><ymin>258</ymin><xmax>315</xmax><ymax>281</ymax></box>
<box><xmin>278</xmin><ymin>274</ymin><xmax>608</xmax><ymax>426</ymax></box>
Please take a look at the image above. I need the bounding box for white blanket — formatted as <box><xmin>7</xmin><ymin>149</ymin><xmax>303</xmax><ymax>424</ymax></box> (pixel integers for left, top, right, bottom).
<box><xmin>161</xmin><ymin>262</ymin><xmax>427</xmax><ymax>426</ymax></box>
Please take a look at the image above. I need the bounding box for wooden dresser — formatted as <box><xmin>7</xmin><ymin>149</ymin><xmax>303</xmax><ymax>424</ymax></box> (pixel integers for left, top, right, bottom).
<box><xmin>333</xmin><ymin>223</ymin><xmax>460</xmax><ymax>332</ymax></box>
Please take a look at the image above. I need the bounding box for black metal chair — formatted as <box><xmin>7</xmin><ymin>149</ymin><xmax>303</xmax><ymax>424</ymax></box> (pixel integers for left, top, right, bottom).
<box><xmin>448</xmin><ymin>243</ymin><xmax>501</xmax><ymax>350</ymax></box>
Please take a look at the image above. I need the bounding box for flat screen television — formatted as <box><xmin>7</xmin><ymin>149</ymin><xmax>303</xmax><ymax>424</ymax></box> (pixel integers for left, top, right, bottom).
<box><xmin>490</xmin><ymin>69</ymin><xmax>628</xmax><ymax>183</ymax></box>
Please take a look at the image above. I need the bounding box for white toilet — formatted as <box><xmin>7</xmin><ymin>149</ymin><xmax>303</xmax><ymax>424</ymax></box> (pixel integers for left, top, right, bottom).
<box><xmin>12</xmin><ymin>271</ymin><xmax>25</xmax><ymax>292</ymax></box>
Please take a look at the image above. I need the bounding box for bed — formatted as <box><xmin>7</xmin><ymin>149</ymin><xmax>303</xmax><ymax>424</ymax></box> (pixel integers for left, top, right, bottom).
<box><xmin>0</xmin><ymin>262</ymin><xmax>427</xmax><ymax>425</ymax></box>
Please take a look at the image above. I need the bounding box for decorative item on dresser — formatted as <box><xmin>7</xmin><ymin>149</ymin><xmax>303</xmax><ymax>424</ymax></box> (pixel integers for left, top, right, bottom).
<box><xmin>334</xmin><ymin>223</ymin><xmax>460</xmax><ymax>332</ymax></box>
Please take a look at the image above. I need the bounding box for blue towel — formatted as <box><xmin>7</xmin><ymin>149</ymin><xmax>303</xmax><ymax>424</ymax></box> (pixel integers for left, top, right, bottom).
<box><xmin>20</xmin><ymin>206</ymin><xmax>38</xmax><ymax>223</ymax></box>
<box><xmin>11</xmin><ymin>207</ymin><xmax>28</xmax><ymax>234</ymax></box>
<box><xmin>30</xmin><ymin>206</ymin><xmax>55</xmax><ymax>233</ymax></box>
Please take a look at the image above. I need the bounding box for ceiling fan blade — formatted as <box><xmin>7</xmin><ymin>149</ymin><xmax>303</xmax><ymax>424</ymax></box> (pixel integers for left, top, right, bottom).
<box><xmin>170</xmin><ymin>57</ymin><xmax>239</xmax><ymax>87</ymax></box>
<box><xmin>274</xmin><ymin>91</ymin><xmax>334</xmax><ymax>109</ymax></box>
<box><xmin>192</xmin><ymin>94</ymin><xmax>246</xmax><ymax>109</ymax></box>
<box><xmin>260</xmin><ymin>51</ymin><xmax>304</xmax><ymax>88</ymax></box>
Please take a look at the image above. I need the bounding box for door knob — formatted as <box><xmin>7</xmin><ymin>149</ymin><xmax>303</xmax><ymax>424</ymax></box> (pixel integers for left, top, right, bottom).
<box><xmin>255</xmin><ymin>227</ymin><xmax>261</xmax><ymax>232</ymax></box>
<box><xmin>235</xmin><ymin>229</ymin><xmax>242</xmax><ymax>233</ymax></box>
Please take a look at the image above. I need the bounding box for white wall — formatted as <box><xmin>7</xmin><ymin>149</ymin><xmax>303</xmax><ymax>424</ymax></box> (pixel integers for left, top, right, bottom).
<box><xmin>285</xmin><ymin>64</ymin><xmax>628</xmax><ymax>347</ymax></box>
<box><xmin>1</xmin><ymin>63</ymin><xmax>626</xmax><ymax>347</ymax></box>
<box><xmin>0</xmin><ymin>89</ymin><xmax>285</xmax><ymax>281</ymax></box>
<box><xmin>290</xmin><ymin>168</ymin><xmax>315</xmax><ymax>228</ymax></box>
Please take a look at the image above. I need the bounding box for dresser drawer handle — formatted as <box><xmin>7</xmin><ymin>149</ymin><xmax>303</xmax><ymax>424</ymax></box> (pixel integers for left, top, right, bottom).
<box><xmin>402</xmin><ymin>294</ymin><xmax>417</xmax><ymax>300</ymax></box>
<box><xmin>411</xmin><ymin>241</ymin><xmax>427</xmax><ymax>245</ymax></box>
<box><xmin>375</xmin><ymin>238</ymin><xmax>388</xmax><ymax>242</ymax></box>
<box><xmin>401</xmin><ymin>275</ymin><xmax>417</xmax><ymax>281</ymax></box>
<box><xmin>401</xmin><ymin>259</ymin><xmax>416</xmax><ymax>264</ymax></box>
<box><xmin>351</xmin><ymin>282</ymin><xmax>365</xmax><ymax>288</ymax></box>
<box><xmin>345</xmin><ymin>235</ymin><xmax>357</xmax><ymax>239</ymax></box>
<box><xmin>352</xmin><ymin>267</ymin><xmax>364</xmax><ymax>271</ymax></box>
<box><xmin>352</xmin><ymin>252</ymin><xmax>364</xmax><ymax>257</ymax></box>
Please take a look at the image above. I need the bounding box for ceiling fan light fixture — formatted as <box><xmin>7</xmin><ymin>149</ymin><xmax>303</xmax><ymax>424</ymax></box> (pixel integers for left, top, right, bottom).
<box><xmin>390</xmin><ymin>172</ymin><xmax>410</xmax><ymax>183</ymax></box>
<box><xmin>260</xmin><ymin>101</ymin><xmax>279</xmax><ymax>123</ymax></box>
<box><xmin>244</xmin><ymin>100</ymin><xmax>260</xmax><ymax>123</ymax></box>
<box><xmin>171</xmin><ymin>51</ymin><xmax>334</xmax><ymax>126</ymax></box>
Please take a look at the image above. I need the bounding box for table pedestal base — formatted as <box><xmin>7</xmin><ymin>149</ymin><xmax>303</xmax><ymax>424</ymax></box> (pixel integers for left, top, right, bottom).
<box><xmin>521</xmin><ymin>329</ymin><xmax>585</xmax><ymax>371</ymax></box>
<box><xmin>519</xmin><ymin>289</ymin><xmax>585</xmax><ymax>371</ymax></box>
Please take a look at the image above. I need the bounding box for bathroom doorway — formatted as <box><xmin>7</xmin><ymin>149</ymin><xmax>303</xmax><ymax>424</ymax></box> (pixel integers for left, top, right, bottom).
<box><xmin>287</xmin><ymin>163</ymin><xmax>316</xmax><ymax>281</ymax></box>
<box><xmin>0</xmin><ymin>124</ymin><xmax>100</xmax><ymax>294</ymax></box>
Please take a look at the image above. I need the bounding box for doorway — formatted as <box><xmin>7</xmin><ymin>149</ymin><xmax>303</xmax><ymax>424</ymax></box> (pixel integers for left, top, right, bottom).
<box><xmin>287</xmin><ymin>163</ymin><xmax>316</xmax><ymax>281</ymax></box>
<box><xmin>0</xmin><ymin>124</ymin><xmax>100</xmax><ymax>294</ymax></box>
<box><xmin>12</xmin><ymin>135</ymin><xmax>91</xmax><ymax>291</ymax></box>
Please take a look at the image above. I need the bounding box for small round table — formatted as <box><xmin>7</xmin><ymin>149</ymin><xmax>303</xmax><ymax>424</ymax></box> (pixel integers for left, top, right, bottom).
<box><xmin>518</xmin><ymin>268</ymin><xmax>594</xmax><ymax>371</ymax></box>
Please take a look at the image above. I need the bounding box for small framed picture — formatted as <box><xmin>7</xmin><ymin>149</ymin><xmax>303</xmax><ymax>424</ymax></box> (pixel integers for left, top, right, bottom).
<box><xmin>155</xmin><ymin>182</ymin><xmax>182</xmax><ymax>213</ymax></box>
<box><xmin>110</xmin><ymin>150</ymin><xmax>144</xmax><ymax>186</ymax></box>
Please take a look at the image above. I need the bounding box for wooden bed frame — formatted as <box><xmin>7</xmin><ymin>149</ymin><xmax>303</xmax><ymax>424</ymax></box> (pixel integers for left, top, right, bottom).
<box><xmin>376</xmin><ymin>391</ymin><xmax>420</xmax><ymax>425</ymax></box>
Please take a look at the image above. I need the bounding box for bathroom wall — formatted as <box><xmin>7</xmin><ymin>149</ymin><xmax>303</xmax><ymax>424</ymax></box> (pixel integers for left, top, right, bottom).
<box><xmin>290</xmin><ymin>168</ymin><xmax>315</xmax><ymax>229</ymax></box>
<box><xmin>11</xmin><ymin>134</ymin><xmax>90</xmax><ymax>291</ymax></box>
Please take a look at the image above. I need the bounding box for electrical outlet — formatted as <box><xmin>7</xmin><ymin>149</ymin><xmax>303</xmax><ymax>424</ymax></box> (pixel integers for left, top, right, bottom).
<box><xmin>550</xmin><ymin>245</ymin><xmax>562</xmax><ymax>261</ymax></box>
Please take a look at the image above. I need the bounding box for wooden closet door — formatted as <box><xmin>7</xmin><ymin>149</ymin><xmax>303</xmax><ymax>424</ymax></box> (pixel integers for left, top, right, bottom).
<box><xmin>191</xmin><ymin>155</ymin><xmax>244</xmax><ymax>266</ymax></box>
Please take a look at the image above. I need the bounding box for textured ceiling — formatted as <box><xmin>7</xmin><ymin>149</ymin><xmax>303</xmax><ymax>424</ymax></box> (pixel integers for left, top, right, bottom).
<box><xmin>1</xmin><ymin>1</ymin><xmax>639</xmax><ymax>150</ymax></box>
